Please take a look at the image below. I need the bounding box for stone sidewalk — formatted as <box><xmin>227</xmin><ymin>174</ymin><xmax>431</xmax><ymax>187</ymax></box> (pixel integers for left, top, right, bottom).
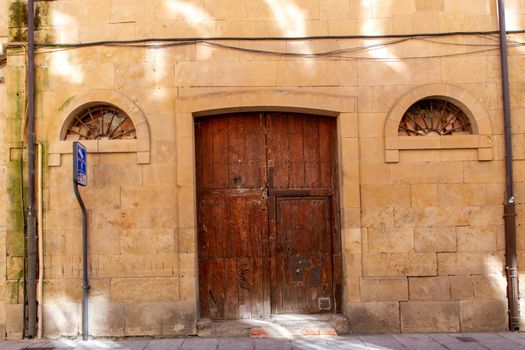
<box><xmin>2</xmin><ymin>333</ymin><xmax>525</xmax><ymax>350</ymax></box>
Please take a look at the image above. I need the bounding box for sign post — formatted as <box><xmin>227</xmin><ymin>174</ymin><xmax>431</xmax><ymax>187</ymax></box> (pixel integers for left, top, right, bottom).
<box><xmin>73</xmin><ymin>141</ymin><xmax>89</xmax><ymax>341</ymax></box>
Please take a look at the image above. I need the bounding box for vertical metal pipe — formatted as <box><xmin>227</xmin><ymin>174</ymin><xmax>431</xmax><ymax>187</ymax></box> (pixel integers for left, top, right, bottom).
<box><xmin>497</xmin><ymin>0</ymin><xmax>520</xmax><ymax>331</ymax></box>
<box><xmin>26</xmin><ymin>0</ymin><xmax>37</xmax><ymax>339</ymax></box>
<box><xmin>73</xmin><ymin>182</ymin><xmax>89</xmax><ymax>340</ymax></box>
<box><xmin>37</xmin><ymin>143</ymin><xmax>44</xmax><ymax>339</ymax></box>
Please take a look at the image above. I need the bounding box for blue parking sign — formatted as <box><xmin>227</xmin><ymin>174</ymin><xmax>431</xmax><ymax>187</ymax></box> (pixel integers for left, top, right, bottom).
<box><xmin>73</xmin><ymin>141</ymin><xmax>87</xmax><ymax>186</ymax></box>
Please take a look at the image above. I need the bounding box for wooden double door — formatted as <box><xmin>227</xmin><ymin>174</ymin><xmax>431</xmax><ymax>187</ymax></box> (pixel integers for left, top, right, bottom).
<box><xmin>196</xmin><ymin>112</ymin><xmax>342</xmax><ymax>319</ymax></box>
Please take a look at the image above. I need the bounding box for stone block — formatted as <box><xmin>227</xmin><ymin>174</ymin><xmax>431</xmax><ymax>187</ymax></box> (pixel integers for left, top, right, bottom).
<box><xmin>363</xmin><ymin>253</ymin><xmax>436</xmax><ymax>277</ymax></box>
<box><xmin>179</xmin><ymin>276</ymin><xmax>197</xmax><ymax>302</ymax></box>
<box><xmin>125</xmin><ymin>302</ymin><xmax>196</xmax><ymax>336</ymax></box>
<box><xmin>472</xmin><ymin>274</ymin><xmax>506</xmax><ymax>299</ymax></box>
<box><xmin>411</xmin><ymin>184</ymin><xmax>438</xmax><ymax>207</ymax></box>
<box><xmin>437</xmin><ymin>253</ymin><xmax>486</xmax><ymax>276</ymax></box>
<box><xmin>464</xmin><ymin>161</ymin><xmax>505</xmax><ymax>183</ymax></box>
<box><xmin>469</xmin><ymin>206</ymin><xmax>503</xmax><ymax>226</ymax></box>
<box><xmin>391</xmin><ymin>162</ymin><xmax>463</xmax><ymax>184</ymax></box>
<box><xmin>437</xmin><ymin>184</ymin><xmax>485</xmax><ymax>207</ymax></box>
<box><xmin>359</xmin><ymin>163</ymin><xmax>392</xmax><ymax>185</ymax></box>
<box><xmin>387</xmin><ymin>253</ymin><xmax>437</xmax><ymax>277</ymax></box>
<box><xmin>276</xmin><ymin>60</ymin><xmax>358</xmax><ymax>87</ymax></box>
<box><xmin>343</xmin><ymin>228</ymin><xmax>362</xmax><ymax>254</ymax></box>
<box><xmin>43</xmin><ymin>303</ymin><xmax>80</xmax><ymax>337</ymax></box>
<box><xmin>460</xmin><ymin>300</ymin><xmax>508</xmax><ymax>331</ymax></box>
<box><xmin>449</xmin><ymin>275</ymin><xmax>474</xmax><ymax>300</ymax></box>
<box><xmin>361</xmin><ymin>207</ymin><xmax>395</xmax><ymax>228</ymax></box>
<box><xmin>175</xmin><ymin>61</ymin><xmax>278</xmax><ymax>87</ymax></box>
<box><xmin>403</xmin><ymin>58</ymin><xmax>442</xmax><ymax>85</ymax></box>
<box><xmin>362</xmin><ymin>253</ymin><xmax>388</xmax><ymax>277</ymax></box>
<box><xmin>395</xmin><ymin>207</ymin><xmax>470</xmax><ymax>227</ymax></box>
<box><xmin>457</xmin><ymin>226</ymin><xmax>498</xmax><ymax>253</ymax></box>
<box><xmin>408</xmin><ymin>277</ymin><xmax>450</xmax><ymax>301</ymax></box>
<box><xmin>205</xmin><ymin>0</ymin><xmax>247</xmax><ymax>19</ymax></box>
<box><xmin>95</xmin><ymin>254</ymin><xmax>179</xmax><ymax>279</ymax></box>
<box><xmin>357</xmin><ymin>61</ymin><xmax>404</xmax><ymax>86</ymax></box>
<box><xmin>121</xmin><ymin>228</ymin><xmax>177</xmax><ymax>255</ymax></box>
<box><xmin>359</xmin><ymin>137</ymin><xmax>381</xmax><ymax>162</ymax></box>
<box><xmin>414</xmin><ymin>227</ymin><xmax>456</xmax><ymax>253</ymax></box>
<box><xmin>347</xmin><ymin>302</ymin><xmax>400</xmax><ymax>334</ymax></box>
<box><xmin>367</xmin><ymin>226</ymin><xmax>413</xmax><ymax>254</ymax></box>
<box><xmin>0</xmin><ymin>303</ymin><xmax>5</xmax><ymax>340</ymax></box>
<box><xmin>89</xmin><ymin>303</ymin><xmax>125</xmax><ymax>337</ymax></box>
<box><xmin>442</xmin><ymin>56</ymin><xmax>488</xmax><ymax>84</ymax></box>
<box><xmin>360</xmin><ymin>277</ymin><xmax>408</xmax><ymax>302</ymax></box>
<box><xmin>360</xmin><ymin>184</ymin><xmax>411</xmax><ymax>208</ymax></box>
<box><xmin>5</xmin><ymin>304</ymin><xmax>22</xmax><ymax>339</ymax></box>
<box><xmin>111</xmin><ymin>277</ymin><xmax>179</xmax><ymax>303</ymax></box>
<box><xmin>401</xmin><ymin>301</ymin><xmax>460</xmax><ymax>332</ymax></box>
<box><xmin>320</xmin><ymin>0</ymin><xmax>350</xmax><ymax>18</ymax></box>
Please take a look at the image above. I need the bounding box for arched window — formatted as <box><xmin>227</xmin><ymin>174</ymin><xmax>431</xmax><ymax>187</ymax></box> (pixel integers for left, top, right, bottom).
<box><xmin>64</xmin><ymin>104</ymin><xmax>136</xmax><ymax>140</ymax></box>
<box><xmin>384</xmin><ymin>84</ymin><xmax>493</xmax><ymax>163</ymax></box>
<box><xmin>398</xmin><ymin>99</ymin><xmax>472</xmax><ymax>137</ymax></box>
<box><xmin>48</xmin><ymin>90</ymin><xmax>151</xmax><ymax>166</ymax></box>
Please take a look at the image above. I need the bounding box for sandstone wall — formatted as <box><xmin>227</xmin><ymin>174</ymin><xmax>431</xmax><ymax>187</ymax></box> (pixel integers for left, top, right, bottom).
<box><xmin>1</xmin><ymin>0</ymin><xmax>9</xmax><ymax>339</ymax></box>
<box><xmin>2</xmin><ymin>0</ymin><xmax>525</xmax><ymax>338</ymax></box>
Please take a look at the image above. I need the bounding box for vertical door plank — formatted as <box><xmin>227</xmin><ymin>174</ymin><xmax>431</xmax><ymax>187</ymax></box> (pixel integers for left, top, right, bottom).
<box><xmin>209</xmin><ymin>258</ymin><xmax>226</xmax><ymax>319</ymax></box>
<box><xmin>228</xmin><ymin>114</ymin><xmax>244</xmax><ymax>188</ymax></box>
<box><xmin>303</xmin><ymin>117</ymin><xmax>321</xmax><ymax>188</ymax></box>
<box><xmin>244</xmin><ymin>114</ymin><xmax>266</xmax><ymax>188</ymax></box>
<box><xmin>199</xmin><ymin>119</ymin><xmax>214</xmax><ymax>189</ymax></box>
<box><xmin>198</xmin><ymin>259</ymin><xmax>209</xmax><ymax>317</ymax></box>
<box><xmin>224</xmin><ymin>258</ymin><xmax>239</xmax><ymax>319</ymax></box>
<box><xmin>268</xmin><ymin>114</ymin><xmax>290</xmax><ymax>189</ymax></box>
<box><xmin>288</xmin><ymin>116</ymin><xmax>305</xmax><ymax>188</ymax></box>
<box><xmin>237</xmin><ymin>257</ymin><xmax>253</xmax><ymax>318</ymax></box>
<box><xmin>319</xmin><ymin>118</ymin><xmax>333</xmax><ymax>189</ymax></box>
<box><xmin>212</xmin><ymin>117</ymin><xmax>229</xmax><ymax>189</ymax></box>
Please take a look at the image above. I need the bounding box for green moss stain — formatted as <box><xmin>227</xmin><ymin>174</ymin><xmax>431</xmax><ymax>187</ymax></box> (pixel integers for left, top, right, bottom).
<box><xmin>9</xmin><ymin>1</ymin><xmax>51</xmax><ymax>42</ymax></box>
<box><xmin>9</xmin><ymin>1</ymin><xmax>27</xmax><ymax>42</ymax></box>
<box><xmin>59</xmin><ymin>96</ymin><xmax>76</xmax><ymax>112</ymax></box>
<box><xmin>6</xmin><ymin>68</ymin><xmax>26</xmax><ymax>262</ymax></box>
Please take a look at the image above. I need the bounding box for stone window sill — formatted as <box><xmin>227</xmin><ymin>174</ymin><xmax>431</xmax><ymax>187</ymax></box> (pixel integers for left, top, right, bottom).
<box><xmin>48</xmin><ymin>139</ymin><xmax>150</xmax><ymax>166</ymax></box>
<box><xmin>384</xmin><ymin>135</ymin><xmax>493</xmax><ymax>163</ymax></box>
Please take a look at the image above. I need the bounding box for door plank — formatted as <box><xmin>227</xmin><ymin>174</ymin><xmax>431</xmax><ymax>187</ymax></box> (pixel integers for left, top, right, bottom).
<box><xmin>197</xmin><ymin>113</ymin><xmax>340</xmax><ymax>319</ymax></box>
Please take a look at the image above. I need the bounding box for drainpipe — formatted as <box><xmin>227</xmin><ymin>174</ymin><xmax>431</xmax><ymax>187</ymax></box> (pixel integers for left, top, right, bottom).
<box><xmin>26</xmin><ymin>0</ymin><xmax>38</xmax><ymax>338</ymax></box>
<box><xmin>497</xmin><ymin>0</ymin><xmax>520</xmax><ymax>332</ymax></box>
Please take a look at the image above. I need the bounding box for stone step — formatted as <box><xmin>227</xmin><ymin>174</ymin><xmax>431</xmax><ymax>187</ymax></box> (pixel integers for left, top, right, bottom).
<box><xmin>197</xmin><ymin>314</ymin><xmax>349</xmax><ymax>338</ymax></box>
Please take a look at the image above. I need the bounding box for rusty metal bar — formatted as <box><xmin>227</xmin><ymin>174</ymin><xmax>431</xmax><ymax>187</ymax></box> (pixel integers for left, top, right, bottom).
<box><xmin>497</xmin><ymin>0</ymin><xmax>520</xmax><ymax>332</ymax></box>
<box><xmin>26</xmin><ymin>0</ymin><xmax>37</xmax><ymax>339</ymax></box>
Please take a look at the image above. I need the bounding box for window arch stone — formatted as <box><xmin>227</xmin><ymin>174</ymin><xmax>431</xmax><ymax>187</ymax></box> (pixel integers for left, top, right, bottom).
<box><xmin>384</xmin><ymin>84</ymin><xmax>493</xmax><ymax>163</ymax></box>
<box><xmin>48</xmin><ymin>90</ymin><xmax>150</xmax><ymax>166</ymax></box>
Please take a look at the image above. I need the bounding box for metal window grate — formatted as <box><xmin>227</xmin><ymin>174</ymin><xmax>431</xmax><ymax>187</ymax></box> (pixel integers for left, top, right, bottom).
<box><xmin>398</xmin><ymin>99</ymin><xmax>472</xmax><ymax>136</ymax></box>
<box><xmin>65</xmin><ymin>104</ymin><xmax>136</xmax><ymax>141</ymax></box>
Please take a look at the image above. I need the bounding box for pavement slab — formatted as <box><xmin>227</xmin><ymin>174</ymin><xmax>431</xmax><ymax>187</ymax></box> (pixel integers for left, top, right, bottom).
<box><xmin>393</xmin><ymin>334</ymin><xmax>446</xmax><ymax>350</ymax></box>
<box><xmin>359</xmin><ymin>335</ymin><xmax>407</xmax><ymax>350</ymax></box>
<box><xmin>254</xmin><ymin>338</ymin><xmax>292</xmax><ymax>350</ymax></box>
<box><xmin>2</xmin><ymin>333</ymin><xmax>525</xmax><ymax>350</ymax></box>
<box><xmin>143</xmin><ymin>339</ymin><xmax>184</xmax><ymax>350</ymax></box>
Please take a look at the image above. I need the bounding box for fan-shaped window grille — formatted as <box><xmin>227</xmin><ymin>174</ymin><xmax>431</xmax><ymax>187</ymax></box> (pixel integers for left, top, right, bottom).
<box><xmin>64</xmin><ymin>104</ymin><xmax>136</xmax><ymax>140</ymax></box>
<box><xmin>398</xmin><ymin>99</ymin><xmax>472</xmax><ymax>136</ymax></box>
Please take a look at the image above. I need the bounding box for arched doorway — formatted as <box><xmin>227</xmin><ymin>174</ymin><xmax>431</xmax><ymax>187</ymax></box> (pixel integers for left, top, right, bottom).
<box><xmin>195</xmin><ymin>112</ymin><xmax>342</xmax><ymax>319</ymax></box>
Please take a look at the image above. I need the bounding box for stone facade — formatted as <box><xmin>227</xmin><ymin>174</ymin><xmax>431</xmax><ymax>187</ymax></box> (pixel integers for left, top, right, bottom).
<box><xmin>1</xmin><ymin>0</ymin><xmax>525</xmax><ymax>338</ymax></box>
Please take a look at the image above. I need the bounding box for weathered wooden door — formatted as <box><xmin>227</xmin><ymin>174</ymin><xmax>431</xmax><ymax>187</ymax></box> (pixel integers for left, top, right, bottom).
<box><xmin>196</xmin><ymin>112</ymin><xmax>341</xmax><ymax>320</ymax></box>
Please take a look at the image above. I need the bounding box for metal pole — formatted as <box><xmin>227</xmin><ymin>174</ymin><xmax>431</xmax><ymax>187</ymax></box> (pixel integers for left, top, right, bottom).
<box><xmin>497</xmin><ymin>0</ymin><xmax>520</xmax><ymax>331</ymax></box>
<box><xmin>26</xmin><ymin>0</ymin><xmax>37</xmax><ymax>339</ymax></box>
<box><xmin>73</xmin><ymin>182</ymin><xmax>89</xmax><ymax>340</ymax></box>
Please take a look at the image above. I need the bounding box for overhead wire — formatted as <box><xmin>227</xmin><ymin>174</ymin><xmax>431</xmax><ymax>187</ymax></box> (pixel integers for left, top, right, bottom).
<box><xmin>4</xmin><ymin>34</ymin><xmax>523</xmax><ymax>62</ymax></box>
